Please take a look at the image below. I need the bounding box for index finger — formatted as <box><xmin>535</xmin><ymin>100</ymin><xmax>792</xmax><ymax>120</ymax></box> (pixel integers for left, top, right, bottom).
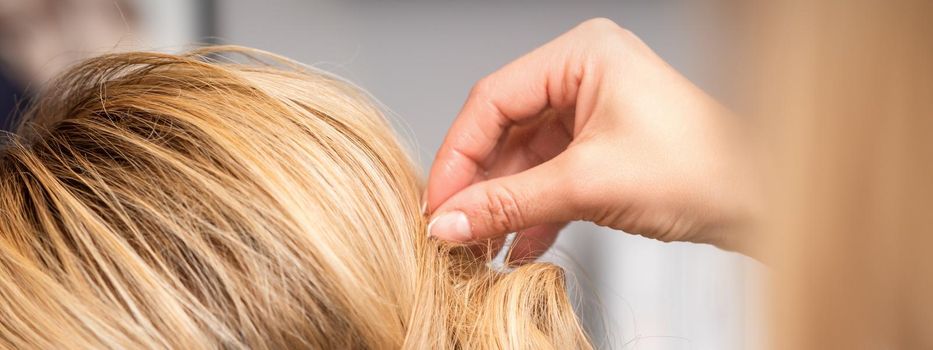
<box><xmin>425</xmin><ymin>34</ymin><xmax>584</xmax><ymax>213</ymax></box>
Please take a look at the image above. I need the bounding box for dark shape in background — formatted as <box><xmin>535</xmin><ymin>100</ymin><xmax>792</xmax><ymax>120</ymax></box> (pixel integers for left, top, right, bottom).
<box><xmin>0</xmin><ymin>70</ymin><xmax>25</xmax><ymax>132</ymax></box>
<box><xmin>0</xmin><ymin>0</ymin><xmax>217</xmax><ymax>133</ymax></box>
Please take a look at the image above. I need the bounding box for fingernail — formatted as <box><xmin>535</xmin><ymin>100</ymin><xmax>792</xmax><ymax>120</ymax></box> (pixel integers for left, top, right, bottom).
<box><xmin>427</xmin><ymin>211</ymin><xmax>472</xmax><ymax>241</ymax></box>
<box><xmin>420</xmin><ymin>190</ymin><xmax>429</xmax><ymax>214</ymax></box>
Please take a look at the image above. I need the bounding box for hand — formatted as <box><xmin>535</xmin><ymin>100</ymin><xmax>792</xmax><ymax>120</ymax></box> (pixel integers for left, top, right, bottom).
<box><xmin>425</xmin><ymin>18</ymin><xmax>759</xmax><ymax>263</ymax></box>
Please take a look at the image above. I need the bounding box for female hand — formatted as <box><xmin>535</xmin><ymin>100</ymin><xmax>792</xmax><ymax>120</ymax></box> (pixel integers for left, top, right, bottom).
<box><xmin>425</xmin><ymin>18</ymin><xmax>759</xmax><ymax>263</ymax></box>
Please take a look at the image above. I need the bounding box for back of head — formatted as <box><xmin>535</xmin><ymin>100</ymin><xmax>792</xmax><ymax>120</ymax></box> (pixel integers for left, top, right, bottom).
<box><xmin>0</xmin><ymin>47</ymin><xmax>590</xmax><ymax>349</ymax></box>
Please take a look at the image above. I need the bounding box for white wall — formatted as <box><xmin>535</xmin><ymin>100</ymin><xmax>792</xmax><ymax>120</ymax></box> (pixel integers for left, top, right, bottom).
<box><xmin>216</xmin><ymin>1</ymin><xmax>765</xmax><ymax>348</ymax></box>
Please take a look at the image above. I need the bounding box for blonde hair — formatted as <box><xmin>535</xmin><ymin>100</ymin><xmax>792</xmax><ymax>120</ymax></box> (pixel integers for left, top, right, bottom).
<box><xmin>0</xmin><ymin>47</ymin><xmax>590</xmax><ymax>349</ymax></box>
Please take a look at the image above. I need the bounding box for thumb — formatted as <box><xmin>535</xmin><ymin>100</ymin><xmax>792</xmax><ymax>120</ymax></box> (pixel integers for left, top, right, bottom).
<box><xmin>428</xmin><ymin>155</ymin><xmax>579</xmax><ymax>242</ymax></box>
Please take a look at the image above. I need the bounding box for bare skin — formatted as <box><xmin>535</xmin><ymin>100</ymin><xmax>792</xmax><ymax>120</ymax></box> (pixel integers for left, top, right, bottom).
<box><xmin>425</xmin><ymin>18</ymin><xmax>760</xmax><ymax>263</ymax></box>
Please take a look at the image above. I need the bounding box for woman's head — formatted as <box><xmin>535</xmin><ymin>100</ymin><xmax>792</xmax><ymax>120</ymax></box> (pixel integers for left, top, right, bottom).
<box><xmin>0</xmin><ymin>47</ymin><xmax>589</xmax><ymax>349</ymax></box>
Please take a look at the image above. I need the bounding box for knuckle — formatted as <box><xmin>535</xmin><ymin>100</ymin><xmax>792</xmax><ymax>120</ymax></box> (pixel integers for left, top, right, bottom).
<box><xmin>580</xmin><ymin>17</ymin><xmax>622</xmax><ymax>32</ymax></box>
<box><xmin>614</xmin><ymin>27</ymin><xmax>643</xmax><ymax>47</ymax></box>
<box><xmin>577</xmin><ymin>18</ymin><xmax>642</xmax><ymax>49</ymax></box>
<box><xmin>469</xmin><ymin>77</ymin><xmax>495</xmax><ymax>100</ymax></box>
<box><xmin>483</xmin><ymin>185</ymin><xmax>525</xmax><ymax>234</ymax></box>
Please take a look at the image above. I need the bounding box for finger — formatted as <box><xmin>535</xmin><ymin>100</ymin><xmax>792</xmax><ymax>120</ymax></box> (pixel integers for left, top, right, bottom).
<box><xmin>458</xmin><ymin>117</ymin><xmax>572</xmax><ymax>260</ymax></box>
<box><xmin>425</xmin><ymin>35</ymin><xmax>584</xmax><ymax>215</ymax></box>
<box><xmin>506</xmin><ymin>222</ymin><xmax>566</xmax><ymax>266</ymax></box>
<box><xmin>428</xmin><ymin>153</ymin><xmax>577</xmax><ymax>242</ymax></box>
<box><xmin>485</xmin><ymin>119</ymin><xmax>571</xmax><ymax>181</ymax></box>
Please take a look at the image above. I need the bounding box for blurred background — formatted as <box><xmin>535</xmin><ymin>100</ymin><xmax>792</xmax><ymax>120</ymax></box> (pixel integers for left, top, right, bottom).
<box><xmin>0</xmin><ymin>1</ymin><xmax>764</xmax><ymax>348</ymax></box>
